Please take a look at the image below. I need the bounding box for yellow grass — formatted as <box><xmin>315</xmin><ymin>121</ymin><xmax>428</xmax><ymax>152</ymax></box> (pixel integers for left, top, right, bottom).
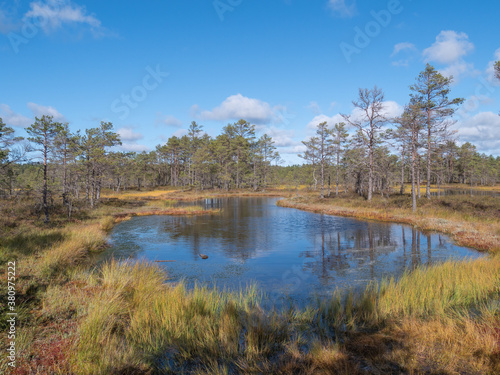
<box><xmin>3</xmin><ymin>188</ymin><xmax>500</xmax><ymax>374</ymax></box>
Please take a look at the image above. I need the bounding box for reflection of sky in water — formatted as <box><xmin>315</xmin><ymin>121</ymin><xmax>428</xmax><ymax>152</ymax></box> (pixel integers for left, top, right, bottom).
<box><xmin>105</xmin><ymin>197</ymin><xmax>484</xmax><ymax>307</ymax></box>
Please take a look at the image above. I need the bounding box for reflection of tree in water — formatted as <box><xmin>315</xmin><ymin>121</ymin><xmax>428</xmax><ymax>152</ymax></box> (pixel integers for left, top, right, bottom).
<box><xmin>301</xmin><ymin>218</ymin><xmax>448</xmax><ymax>285</ymax></box>
<box><xmin>161</xmin><ymin>198</ymin><xmax>269</xmax><ymax>261</ymax></box>
<box><xmin>302</xmin><ymin>218</ymin><xmax>398</xmax><ymax>283</ymax></box>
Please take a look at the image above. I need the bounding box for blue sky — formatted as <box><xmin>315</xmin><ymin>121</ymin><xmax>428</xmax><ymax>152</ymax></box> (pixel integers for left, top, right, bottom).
<box><xmin>1</xmin><ymin>0</ymin><xmax>499</xmax><ymax>164</ymax></box>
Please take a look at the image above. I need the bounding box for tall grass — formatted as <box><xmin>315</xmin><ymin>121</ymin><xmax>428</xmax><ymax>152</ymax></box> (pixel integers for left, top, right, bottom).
<box><xmin>70</xmin><ymin>253</ymin><xmax>500</xmax><ymax>374</ymax></box>
<box><xmin>3</xmin><ymin>190</ymin><xmax>499</xmax><ymax>374</ymax></box>
<box><xmin>378</xmin><ymin>256</ymin><xmax>500</xmax><ymax>317</ymax></box>
<box><xmin>39</xmin><ymin>224</ymin><xmax>107</xmax><ymax>277</ymax></box>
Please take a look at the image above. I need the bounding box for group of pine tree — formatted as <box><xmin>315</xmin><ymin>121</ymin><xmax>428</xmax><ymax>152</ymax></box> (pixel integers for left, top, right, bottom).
<box><xmin>1</xmin><ymin>62</ymin><xmax>499</xmax><ymax>221</ymax></box>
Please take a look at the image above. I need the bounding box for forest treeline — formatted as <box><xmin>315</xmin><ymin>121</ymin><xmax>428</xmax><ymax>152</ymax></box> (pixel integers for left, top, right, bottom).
<box><xmin>1</xmin><ymin>63</ymin><xmax>499</xmax><ymax>220</ymax></box>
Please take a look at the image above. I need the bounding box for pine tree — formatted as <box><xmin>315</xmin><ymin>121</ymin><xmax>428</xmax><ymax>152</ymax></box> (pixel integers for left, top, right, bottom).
<box><xmin>394</xmin><ymin>103</ymin><xmax>424</xmax><ymax>212</ymax></box>
<box><xmin>332</xmin><ymin>122</ymin><xmax>349</xmax><ymax>196</ymax></box>
<box><xmin>299</xmin><ymin>136</ymin><xmax>320</xmax><ymax>191</ymax></box>
<box><xmin>410</xmin><ymin>64</ymin><xmax>464</xmax><ymax>199</ymax></box>
<box><xmin>26</xmin><ymin>115</ymin><xmax>63</xmax><ymax>223</ymax></box>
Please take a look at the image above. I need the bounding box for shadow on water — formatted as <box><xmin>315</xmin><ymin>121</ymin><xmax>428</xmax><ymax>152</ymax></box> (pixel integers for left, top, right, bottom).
<box><xmin>104</xmin><ymin>197</ymin><xmax>484</xmax><ymax>307</ymax></box>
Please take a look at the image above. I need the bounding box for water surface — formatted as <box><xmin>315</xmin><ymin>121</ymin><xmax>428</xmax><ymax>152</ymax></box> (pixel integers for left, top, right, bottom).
<box><xmin>107</xmin><ymin>197</ymin><xmax>483</xmax><ymax>305</ymax></box>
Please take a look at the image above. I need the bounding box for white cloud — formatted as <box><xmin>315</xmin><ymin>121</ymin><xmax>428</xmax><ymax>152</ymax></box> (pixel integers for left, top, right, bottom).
<box><xmin>23</xmin><ymin>0</ymin><xmax>106</xmax><ymax>36</ymax></box>
<box><xmin>381</xmin><ymin>100</ymin><xmax>404</xmax><ymax>119</ymax></box>
<box><xmin>307</xmin><ymin>101</ymin><xmax>322</xmax><ymax>115</ymax></box>
<box><xmin>309</xmin><ymin>101</ymin><xmax>402</xmax><ymax>131</ymax></box>
<box><xmin>118</xmin><ymin>143</ymin><xmax>150</xmax><ymax>153</ymax></box>
<box><xmin>261</xmin><ymin>126</ymin><xmax>297</xmax><ymax>147</ymax></box>
<box><xmin>348</xmin><ymin>101</ymin><xmax>403</xmax><ymax>124</ymax></box>
<box><xmin>155</xmin><ymin>114</ymin><xmax>182</xmax><ymax>128</ymax></box>
<box><xmin>486</xmin><ymin>48</ymin><xmax>500</xmax><ymax>86</ymax></box>
<box><xmin>199</xmin><ymin>94</ymin><xmax>275</xmax><ymax>124</ymax></box>
<box><xmin>327</xmin><ymin>0</ymin><xmax>356</xmax><ymax>18</ymax></box>
<box><xmin>0</xmin><ymin>104</ymin><xmax>32</xmax><ymax>128</ymax></box>
<box><xmin>172</xmin><ymin>128</ymin><xmax>188</xmax><ymax>138</ymax></box>
<box><xmin>455</xmin><ymin>111</ymin><xmax>500</xmax><ymax>155</ymax></box>
<box><xmin>280</xmin><ymin>144</ymin><xmax>307</xmax><ymax>155</ymax></box>
<box><xmin>0</xmin><ymin>7</ymin><xmax>18</xmax><ymax>34</ymax></box>
<box><xmin>391</xmin><ymin>42</ymin><xmax>416</xmax><ymax>57</ymax></box>
<box><xmin>117</xmin><ymin>127</ymin><xmax>143</xmax><ymax>142</ymax></box>
<box><xmin>27</xmin><ymin>102</ymin><xmax>65</xmax><ymax>121</ymax></box>
<box><xmin>306</xmin><ymin>114</ymin><xmax>345</xmax><ymax>130</ymax></box>
<box><xmin>423</xmin><ymin>30</ymin><xmax>474</xmax><ymax>65</ymax></box>
<box><xmin>439</xmin><ymin>61</ymin><xmax>478</xmax><ymax>84</ymax></box>
<box><xmin>391</xmin><ymin>42</ymin><xmax>418</xmax><ymax>67</ymax></box>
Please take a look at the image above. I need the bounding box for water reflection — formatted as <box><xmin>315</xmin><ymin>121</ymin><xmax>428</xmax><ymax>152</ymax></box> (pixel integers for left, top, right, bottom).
<box><xmin>106</xmin><ymin>197</ymin><xmax>483</xmax><ymax>306</ymax></box>
<box><xmin>430</xmin><ymin>189</ymin><xmax>499</xmax><ymax>197</ymax></box>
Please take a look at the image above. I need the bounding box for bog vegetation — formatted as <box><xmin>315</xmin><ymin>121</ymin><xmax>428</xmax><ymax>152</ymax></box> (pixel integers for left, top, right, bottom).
<box><xmin>1</xmin><ymin>64</ymin><xmax>500</xmax><ymax>221</ymax></box>
<box><xmin>0</xmin><ymin>63</ymin><xmax>500</xmax><ymax>374</ymax></box>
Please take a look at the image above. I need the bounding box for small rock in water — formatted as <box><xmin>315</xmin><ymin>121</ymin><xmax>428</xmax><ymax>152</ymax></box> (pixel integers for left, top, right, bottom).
<box><xmin>199</xmin><ymin>254</ymin><xmax>208</xmax><ymax>259</ymax></box>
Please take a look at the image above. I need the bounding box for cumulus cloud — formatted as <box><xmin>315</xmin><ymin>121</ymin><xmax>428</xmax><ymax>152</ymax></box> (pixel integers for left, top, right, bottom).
<box><xmin>156</xmin><ymin>113</ymin><xmax>182</xmax><ymax>128</ymax></box>
<box><xmin>311</xmin><ymin>101</ymin><xmax>403</xmax><ymax>130</ymax></box>
<box><xmin>455</xmin><ymin>111</ymin><xmax>500</xmax><ymax>155</ymax></box>
<box><xmin>391</xmin><ymin>42</ymin><xmax>417</xmax><ymax>57</ymax></box>
<box><xmin>27</xmin><ymin>102</ymin><xmax>66</xmax><ymax>121</ymax></box>
<box><xmin>306</xmin><ymin>114</ymin><xmax>345</xmax><ymax>130</ymax></box>
<box><xmin>22</xmin><ymin>0</ymin><xmax>108</xmax><ymax>37</ymax></box>
<box><xmin>486</xmin><ymin>48</ymin><xmax>500</xmax><ymax>86</ymax></box>
<box><xmin>423</xmin><ymin>30</ymin><xmax>474</xmax><ymax>65</ymax></box>
<box><xmin>198</xmin><ymin>94</ymin><xmax>275</xmax><ymax>124</ymax></box>
<box><xmin>1</xmin><ymin>102</ymin><xmax>67</xmax><ymax>128</ymax></box>
<box><xmin>172</xmin><ymin>128</ymin><xmax>188</xmax><ymax>137</ymax></box>
<box><xmin>380</xmin><ymin>100</ymin><xmax>404</xmax><ymax>118</ymax></box>
<box><xmin>439</xmin><ymin>61</ymin><xmax>479</xmax><ymax>84</ymax></box>
<box><xmin>118</xmin><ymin>143</ymin><xmax>150</xmax><ymax>153</ymax></box>
<box><xmin>117</xmin><ymin>127</ymin><xmax>143</xmax><ymax>142</ymax></box>
<box><xmin>307</xmin><ymin>101</ymin><xmax>322</xmax><ymax>115</ymax></box>
<box><xmin>260</xmin><ymin>126</ymin><xmax>297</xmax><ymax>148</ymax></box>
<box><xmin>327</xmin><ymin>0</ymin><xmax>356</xmax><ymax>18</ymax></box>
<box><xmin>391</xmin><ymin>42</ymin><xmax>418</xmax><ymax>67</ymax></box>
<box><xmin>280</xmin><ymin>144</ymin><xmax>307</xmax><ymax>155</ymax></box>
<box><xmin>0</xmin><ymin>104</ymin><xmax>32</xmax><ymax>128</ymax></box>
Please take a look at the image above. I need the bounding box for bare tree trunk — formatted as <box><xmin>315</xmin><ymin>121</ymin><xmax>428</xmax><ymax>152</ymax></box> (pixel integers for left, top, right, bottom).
<box><xmin>400</xmin><ymin>141</ymin><xmax>405</xmax><ymax>195</ymax></box>
<box><xmin>368</xmin><ymin>146</ymin><xmax>373</xmax><ymax>201</ymax></box>
<box><xmin>426</xmin><ymin>117</ymin><xmax>432</xmax><ymax>199</ymax></box>
<box><xmin>312</xmin><ymin>166</ymin><xmax>318</xmax><ymax>191</ymax></box>
<box><xmin>336</xmin><ymin>152</ymin><xmax>340</xmax><ymax>196</ymax></box>
<box><xmin>411</xmin><ymin>141</ymin><xmax>417</xmax><ymax>212</ymax></box>
<box><xmin>43</xmin><ymin>138</ymin><xmax>49</xmax><ymax>223</ymax></box>
<box><xmin>417</xmin><ymin>155</ymin><xmax>421</xmax><ymax>199</ymax></box>
<box><xmin>320</xmin><ymin>157</ymin><xmax>325</xmax><ymax>198</ymax></box>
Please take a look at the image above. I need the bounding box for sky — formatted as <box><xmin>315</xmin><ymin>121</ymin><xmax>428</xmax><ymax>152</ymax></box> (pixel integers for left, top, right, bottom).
<box><xmin>1</xmin><ymin>0</ymin><xmax>499</xmax><ymax>164</ymax></box>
